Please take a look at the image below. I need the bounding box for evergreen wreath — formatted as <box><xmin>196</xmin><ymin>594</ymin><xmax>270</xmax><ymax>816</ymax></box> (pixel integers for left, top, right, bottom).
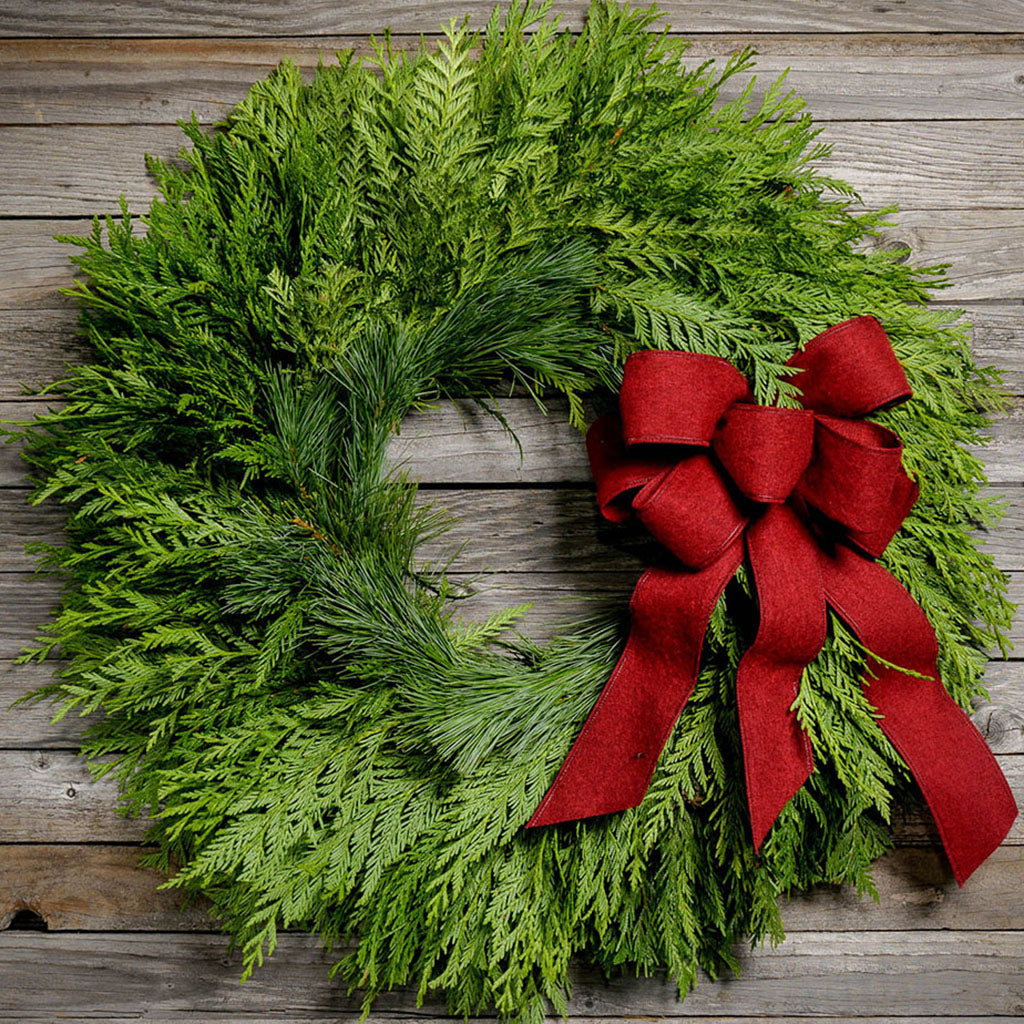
<box><xmin>4</xmin><ymin>2</ymin><xmax>1015</xmax><ymax>1018</ymax></box>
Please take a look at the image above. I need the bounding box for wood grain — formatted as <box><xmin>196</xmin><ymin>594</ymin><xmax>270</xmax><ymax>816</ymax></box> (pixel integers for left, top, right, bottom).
<box><xmin>0</xmin><ymin>844</ymin><xmax>208</xmax><ymax>931</ymax></box>
<box><xmin>4</xmin><ymin>395</ymin><xmax>1024</xmax><ymax>487</ymax></box>
<box><xmin>4</xmin><ymin>564</ymin><xmax>1021</xmax><ymax>663</ymax></box>
<box><xmin>1</xmin><ymin>843</ymin><xmax>1022</xmax><ymax>932</ymax></box>
<box><xmin>3</xmin><ymin>484</ymin><xmax>1023</xmax><ymax>572</ymax></box>
<box><xmin>3</xmin><ymin>39</ymin><xmax>1024</xmax><ymax>124</ymax></box>
<box><xmin>4</xmin><ymin>214</ymin><xmax>1021</xmax><ymax>322</ymax></box>
<box><xmin>2</xmin><ymin>640</ymin><xmax>1020</xmax><ymax>754</ymax></box>
<box><xmin>2</xmin><ymin>1</ymin><xmax>1024</xmax><ymax>37</ymax></box>
<box><xmin>3</xmin><ymin>303</ymin><xmax>1022</xmax><ymax>399</ymax></box>
<box><xmin>0</xmin><ymin>10</ymin><xmax>1021</xmax><ymax>1016</ymax></box>
<box><xmin>1</xmin><ymin>646</ymin><xmax>1020</xmax><ymax>754</ymax></box>
<box><xmin>0</xmin><ymin>310</ymin><xmax>90</xmax><ymax>394</ymax></box>
<box><xmin>3</xmin><ymin>121</ymin><xmax>1024</xmax><ymax>217</ymax></box>
<box><xmin>2</xmin><ymin>1020</ymin><xmax>1018</xmax><ymax>1024</ymax></box>
<box><xmin>0</xmin><ymin>659</ymin><xmax>97</xmax><ymax>747</ymax></box>
<box><xmin>0</xmin><ymin>749</ymin><xmax>145</xmax><ymax>842</ymax></box>
<box><xmin>0</xmin><ymin>747</ymin><xmax>1021</xmax><ymax>845</ymax></box>
<box><xmin>0</xmin><ymin>929</ymin><xmax>1021</xmax><ymax>1017</ymax></box>
<box><xmin>376</xmin><ymin>397</ymin><xmax>1024</xmax><ymax>485</ymax></box>
<box><xmin>8</xmin><ymin>1020</ymin><xmax>1014</xmax><ymax>1024</ymax></box>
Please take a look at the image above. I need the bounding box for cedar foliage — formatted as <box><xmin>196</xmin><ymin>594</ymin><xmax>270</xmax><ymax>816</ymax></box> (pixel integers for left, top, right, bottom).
<box><xmin>3</xmin><ymin>2</ymin><xmax>1012</xmax><ymax>1018</ymax></box>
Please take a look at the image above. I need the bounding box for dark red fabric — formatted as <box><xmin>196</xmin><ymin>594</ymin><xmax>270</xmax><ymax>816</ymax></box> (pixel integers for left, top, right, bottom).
<box><xmin>819</xmin><ymin>545</ymin><xmax>1018</xmax><ymax>885</ymax></box>
<box><xmin>526</xmin><ymin>315</ymin><xmax>1018</xmax><ymax>885</ymax></box>
<box><xmin>738</xmin><ymin>503</ymin><xmax>823</xmax><ymax>850</ymax></box>
<box><xmin>527</xmin><ymin>548</ymin><xmax>743</xmax><ymax>826</ymax></box>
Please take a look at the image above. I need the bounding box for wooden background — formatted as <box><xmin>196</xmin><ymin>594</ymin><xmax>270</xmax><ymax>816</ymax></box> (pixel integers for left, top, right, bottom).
<box><xmin>1</xmin><ymin>1</ymin><xmax>1024</xmax><ymax>1020</ymax></box>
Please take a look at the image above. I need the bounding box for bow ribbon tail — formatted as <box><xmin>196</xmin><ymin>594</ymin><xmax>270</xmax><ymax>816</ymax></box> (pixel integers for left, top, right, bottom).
<box><xmin>820</xmin><ymin>544</ymin><xmax>1019</xmax><ymax>885</ymax></box>
<box><xmin>738</xmin><ymin>504</ymin><xmax>826</xmax><ymax>850</ymax></box>
<box><xmin>525</xmin><ymin>543</ymin><xmax>743</xmax><ymax>829</ymax></box>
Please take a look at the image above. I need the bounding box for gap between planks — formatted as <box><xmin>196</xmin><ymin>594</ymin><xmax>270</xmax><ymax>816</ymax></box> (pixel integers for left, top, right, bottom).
<box><xmin>2</xmin><ymin>0</ymin><xmax>1024</xmax><ymax>37</ymax></box>
<box><xmin>3</xmin><ymin>122</ymin><xmax>1024</xmax><ymax>216</ymax></box>
<box><xmin>1</xmin><ymin>844</ymin><xmax>1023</xmax><ymax>933</ymax></box>
<box><xmin>4</xmin><ymin>212</ymin><xmax>1024</xmax><ymax>306</ymax></box>
<box><xmin>2</xmin><ymin>39</ymin><xmax>1024</xmax><ymax>124</ymax></box>
<box><xmin>0</xmin><ymin>929</ymin><xmax>1021</xmax><ymax>1018</ymax></box>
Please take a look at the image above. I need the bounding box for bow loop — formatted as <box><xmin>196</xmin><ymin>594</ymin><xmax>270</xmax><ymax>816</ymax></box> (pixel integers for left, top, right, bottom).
<box><xmin>619</xmin><ymin>350</ymin><xmax>749</xmax><ymax>446</ymax></box>
<box><xmin>796</xmin><ymin>416</ymin><xmax>918</xmax><ymax>556</ymax></box>
<box><xmin>587</xmin><ymin>414</ymin><xmax>675</xmax><ymax>523</ymax></box>
<box><xmin>785</xmin><ymin>315</ymin><xmax>912</xmax><ymax>418</ymax></box>
<box><xmin>712</xmin><ymin>405</ymin><xmax>815</xmax><ymax>504</ymax></box>
<box><xmin>632</xmin><ymin>454</ymin><xmax>747</xmax><ymax>570</ymax></box>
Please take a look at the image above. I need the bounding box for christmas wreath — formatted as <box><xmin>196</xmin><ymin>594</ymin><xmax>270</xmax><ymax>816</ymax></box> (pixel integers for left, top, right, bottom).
<box><xmin>6</xmin><ymin>2</ymin><xmax>1018</xmax><ymax>1019</ymax></box>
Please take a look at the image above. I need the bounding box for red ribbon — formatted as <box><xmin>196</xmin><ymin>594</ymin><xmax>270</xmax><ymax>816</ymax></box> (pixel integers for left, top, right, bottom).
<box><xmin>526</xmin><ymin>316</ymin><xmax>1017</xmax><ymax>885</ymax></box>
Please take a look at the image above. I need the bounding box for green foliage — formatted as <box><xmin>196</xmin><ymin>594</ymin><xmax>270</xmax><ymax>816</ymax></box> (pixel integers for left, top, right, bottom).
<box><xmin>3</xmin><ymin>1</ymin><xmax>1011</xmax><ymax>1019</ymax></box>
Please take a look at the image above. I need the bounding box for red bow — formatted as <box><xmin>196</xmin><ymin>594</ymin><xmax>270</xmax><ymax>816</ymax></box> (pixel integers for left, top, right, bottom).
<box><xmin>526</xmin><ymin>316</ymin><xmax>1017</xmax><ymax>885</ymax></box>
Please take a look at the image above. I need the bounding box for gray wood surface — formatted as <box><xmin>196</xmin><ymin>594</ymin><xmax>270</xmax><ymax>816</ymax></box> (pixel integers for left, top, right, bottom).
<box><xmin>4</xmin><ymin>303</ymin><xmax>1024</xmax><ymax>395</ymax></box>
<box><xmin>4</xmin><ymin>40</ymin><xmax>1024</xmax><ymax>124</ymax></box>
<box><xmin>0</xmin><ymin>3</ymin><xmax>1022</xmax><ymax>1020</ymax></box>
<box><xmin>4</xmin><ymin>843</ymin><xmax>1022</xmax><ymax>931</ymax></box>
<box><xmin>3</xmin><ymin>484</ymin><xmax>1024</xmax><ymax>573</ymax></box>
<box><xmin>0</xmin><ymin>930</ymin><xmax>1022</xmax><ymax>1018</ymax></box>
<box><xmin>2</xmin><ymin>1</ymin><xmax>1024</xmax><ymax>36</ymax></box>
<box><xmin>5</xmin><ymin>394</ymin><xmax>1024</xmax><ymax>484</ymax></box>
<box><xmin>5</xmin><ymin>214</ymin><xmax>1024</xmax><ymax>310</ymax></box>
<box><xmin>0</xmin><ymin>746</ymin><xmax>1021</xmax><ymax>844</ymax></box>
<box><xmin>3</xmin><ymin>122</ymin><xmax>1024</xmax><ymax>215</ymax></box>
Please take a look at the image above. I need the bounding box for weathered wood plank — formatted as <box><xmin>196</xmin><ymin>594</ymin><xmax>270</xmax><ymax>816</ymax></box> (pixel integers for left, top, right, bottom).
<box><xmin>2</xmin><ymin>843</ymin><xmax>1020</xmax><ymax>933</ymax></box>
<box><xmin>1</xmin><ymin>642</ymin><xmax>1020</xmax><ymax>754</ymax></box>
<box><xmin>859</xmin><ymin>209</ymin><xmax>1024</xmax><ymax>302</ymax></box>
<box><xmin>410</xmin><ymin>398</ymin><xmax>1024</xmax><ymax>486</ymax></box>
<box><xmin>0</xmin><ymin>659</ymin><xmax>96</xmax><ymax>746</ymax></box>
<box><xmin>3</xmin><ymin>1020</ymin><xmax>1017</xmax><ymax>1024</ymax></box>
<box><xmin>976</xmin><ymin>660</ymin><xmax>1024</xmax><ymax>756</ymax></box>
<box><xmin>3</xmin><ymin>303</ymin><xmax>1022</xmax><ymax>401</ymax></box>
<box><xmin>0</xmin><ymin>749</ymin><xmax>146</xmax><ymax>842</ymax></box>
<box><xmin>0</xmin><ymin>220</ymin><xmax>79</xmax><ymax>311</ymax></box>
<box><xmin>430</xmin><ymin>570</ymin><xmax>1024</xmax><ymax>654</ymax></box>
<box><xmin>780</xmin><ymin>846</ymin><xmax>1024</xmax><ymax>931</ymax></box>
<box><xmin>0</xmin><ymin>310</ymin><xmax>89</xmax><ymax>395</ymax></box>
<box><xmin>0</xmin><ymin>929</ymin><xmax>1020</xmax><ymax>1017</ymax></box>
<box><xmin>0</xmin><ymin>746</ymin><xmax>1021</xmax><ymax>845</ymax></box>
<box><xmin>9</xmin><ymin>1020</ymin><xmax>1011</xmax><ymax>1024</ymax></box>
<box><xmin>3</xmin><ymin>212</ymin><xmax>1020</xmax><ymax>324</ymax></box>
<box><xmin>2</xmin><ymin>1</ymin><xmax>1023</xmax><ymax>37</ymax></box>
<box><xmin>0</xmin><ymin>482</ymin><xmax>1020</xmax><ymax>573</ymax></box>
<box><xmin>4</xmin><ymin>122</ymin><xmax>1024</xmax><ymax>217</ymax></box>
<box><xmin>0</xmin><ymin>573</ymin><xmax>62</xmax><ymax>659</ymax></box>
<box><xmin>4</xmin><ymin>39</ymin><xmax>1024</xmax><ymax>124</ymax></box>
<box><xmin>3</xmin><ymin>564</ymin><xmax>1021</xmax><ymax>662</ymax></box>
<box><xmin>396</xmin><ymin>397</ymin><xmax>1024</xmax><ymax>486</ymax></box>
<box><xmin>0</xmin><ymin>844</ymin><xmax>208</xmax><ymax>931</ymax></box>
<box><xmin>4</xmin><ymin>392</ymin><xmax>1024</xmax><ymax>485</ymax></box>
<box><xmin>425</xmin><ymin>485</ymin><xmax>1024</xmax><ymax>574</ymax></box>
<box><xmin>4</xmin><ymin>392</ymin><xmax>1024</xmax><ymax>508</ymax></box>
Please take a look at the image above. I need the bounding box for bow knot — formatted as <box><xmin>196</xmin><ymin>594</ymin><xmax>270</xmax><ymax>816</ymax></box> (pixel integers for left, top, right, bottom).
<box><xmin>527</xmin><ymin>316</ymin><xmax>1018</xmax><ymax>887</ymax></box>
<box><xmin>712</xmin><ymin>404</ymin><xmax>814</xmax><ymax>504</ymax></box>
